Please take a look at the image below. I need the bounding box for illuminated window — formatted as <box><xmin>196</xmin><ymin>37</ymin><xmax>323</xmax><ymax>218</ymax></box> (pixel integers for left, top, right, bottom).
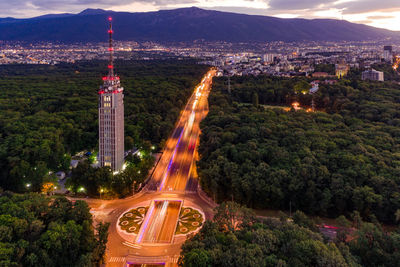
<box><xmin>104</xmin><ymin>162</ymin><xmax>111</xmax><ymax>167</ymax></box>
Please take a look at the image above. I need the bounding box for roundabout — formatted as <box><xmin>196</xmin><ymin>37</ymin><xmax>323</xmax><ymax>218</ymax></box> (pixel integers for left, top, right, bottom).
<box><xmin>117</xmin><ymin>202</ymin><xmax>205</xmax><ymax>244</ymax></box>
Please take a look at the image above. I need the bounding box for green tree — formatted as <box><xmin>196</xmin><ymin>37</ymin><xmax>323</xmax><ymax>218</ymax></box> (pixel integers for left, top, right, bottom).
<box><xmin>252</xmin><ymin>92</ymin><xmax>259</xmax><ymax>107</ymax></box>
<box><xmin>294</xmin><ymin>80</ymin><xmax>310</xmax><ymax>94</ymax></box>
<box><xmin>213</xmin><ymin>202</ymin><xmax>256</xmax><ymax>232</ymax></box>
<box><xmin>181</xmin><ymin>248</ymin><xmax>210</xmax><ymax>267</ymax></box>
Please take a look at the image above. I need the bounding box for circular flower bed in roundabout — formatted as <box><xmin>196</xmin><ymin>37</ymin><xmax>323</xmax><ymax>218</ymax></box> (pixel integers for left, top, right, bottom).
<box><xmin>118</xmin><ymin>206</ymin><xmax>148</xmax><ymax>234</ymax></box>
<box><xmin>118</xmin><ymin>205</ymin><xmax>204</xmax><ymax>237</ymax></box>
<box><xmin>175</xmin><ymin>207</ymin><xmax>204</xmax><ymax>235</ymax></box>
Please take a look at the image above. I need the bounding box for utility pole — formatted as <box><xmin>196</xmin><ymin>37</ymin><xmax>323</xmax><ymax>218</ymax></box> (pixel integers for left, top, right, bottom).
<box><xmin>311</xmin><ymin>97</ymin><xmax>315</xmax><ymax>112</ymax></box>
<box><xmin>132</xmin><ymin>181</ymin><xmax>136</xmax><ymax>195</ymax></box>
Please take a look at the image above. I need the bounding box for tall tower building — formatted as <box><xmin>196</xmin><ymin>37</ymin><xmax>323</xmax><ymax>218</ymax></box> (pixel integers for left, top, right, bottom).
<box><xmin>98</xmin><ymin>17</ymin><xmax>124</xmax><ymax>172</ymax></box>
<box><xmin>383</xmin><ymin>45</ymin><xmax>393</xmax><ymax>63</ymax></box>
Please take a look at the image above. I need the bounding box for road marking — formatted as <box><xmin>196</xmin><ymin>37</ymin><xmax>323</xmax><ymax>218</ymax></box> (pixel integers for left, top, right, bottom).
<box><xmin>108</xmin><ymin>257</ymin><xmax>125</xmax><ymax>263</ymax></box>
<box><xmin>123</xmin><ymin>241</ymin><xmax>142</xmax><ymax>249</ymax></box>
<box><xmin>171</xmin><ymin>255</ymin><xmax>180</xmax><ymax>263</ymax></box>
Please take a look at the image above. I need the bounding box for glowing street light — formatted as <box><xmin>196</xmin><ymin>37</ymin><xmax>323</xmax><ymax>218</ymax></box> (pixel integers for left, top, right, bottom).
<box><xmin>292</xmin><ymin>102</ymin><xmax>301</xmax><ymax>110</ymax></box>
<box><xmin>26</xmin><ymin>183</ymin><xmax>31</xmax><ymax>189</ymax></box>
<box><xmin>78</xmin><ymin>187</ymin><xmax>85</xmax><ymax>192</ymax></box>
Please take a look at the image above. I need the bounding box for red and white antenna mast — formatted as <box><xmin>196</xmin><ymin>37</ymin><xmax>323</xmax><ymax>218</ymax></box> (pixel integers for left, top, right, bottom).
<box><xmin>108</xmin><ymin>16</ymin><xmax>114</xmax><ymax>78</ymax></box>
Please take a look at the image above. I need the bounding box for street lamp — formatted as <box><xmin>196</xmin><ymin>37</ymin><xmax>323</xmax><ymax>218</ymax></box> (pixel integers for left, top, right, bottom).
<box><xmin>132</xmin><ymin>181</ymin><xmax>136</xmax><ymax>195</ymax></box>
<box><xmin>26</xmin><ymin>183</ymin><xmax>31</xmax><ymax>190</ymax></box>
<box><xmin>100</xmin><ymin>188</ymin><xmax>104</xmax><ymax>199</ymax></box>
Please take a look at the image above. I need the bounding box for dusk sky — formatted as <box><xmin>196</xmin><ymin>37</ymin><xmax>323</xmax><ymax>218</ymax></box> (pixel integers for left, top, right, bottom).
<box><xmin>1</xmin><ymin>0</ymin><xmax>400</xmax><ymax>31</ymax></box>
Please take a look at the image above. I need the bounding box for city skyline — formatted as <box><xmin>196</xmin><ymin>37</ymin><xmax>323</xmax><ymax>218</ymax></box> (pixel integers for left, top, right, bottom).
<box><xmin>1</xmin><ymin>0</ymin><xmax>400</xmax><ymax>31</ymax></box>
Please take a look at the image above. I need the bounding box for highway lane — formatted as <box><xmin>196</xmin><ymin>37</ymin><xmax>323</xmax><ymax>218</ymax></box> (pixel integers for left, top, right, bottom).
<box><xmin>160</xmin><ymin>75</ymin><xmax>212</xmax><ymax>192</ymax></box>
<box><xmin>157</xmin><ymin>201</ymin><xmax>181</xmax><ymax>243</ymax></box>
<box><xmin>137</xmin><ymin>200</ymin><xmax>181</xmax><ymax>244</ymax></box>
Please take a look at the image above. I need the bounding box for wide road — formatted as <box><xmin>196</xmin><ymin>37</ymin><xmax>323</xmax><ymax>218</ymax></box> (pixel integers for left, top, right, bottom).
<box><xmin>137</xmin><ymin>200</ymin><xmax>181</xmax><ymax>244</ymax></box>
<box><xmin>148</xmin><ymin>72</ymin><xmax>213</xmax><ymax>193</ymax></box>
<box><xmin>75</xmin><ymin>69</ymin><xmax>217</xmax><ymax>267</ymax></box>
<box><xmin>156</xmin><ymin>201</ymin><xmax>181</xmax><ymax>243</ymax></box>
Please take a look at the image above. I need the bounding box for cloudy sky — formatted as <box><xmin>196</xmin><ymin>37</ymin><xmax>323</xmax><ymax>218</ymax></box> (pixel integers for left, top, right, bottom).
<box><xmin>2</xmin><ymin>0</ymin><xmax>400</xmax><ymax>31</ymax></box>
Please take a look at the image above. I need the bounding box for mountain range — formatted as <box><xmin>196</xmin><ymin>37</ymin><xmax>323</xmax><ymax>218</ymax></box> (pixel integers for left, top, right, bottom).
<box><xmin>0</xmin><ymin>7</ymin><xmax>398</xmax><ymax>43</ymax></box>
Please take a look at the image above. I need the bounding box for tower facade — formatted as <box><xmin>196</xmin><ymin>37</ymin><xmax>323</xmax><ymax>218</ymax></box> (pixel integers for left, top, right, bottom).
<box><xmin>383</xmin><ymin>45</ymin><xmax>393</xmax><ymax>63</ymax></box>
<box><xmin>99</xmin><ymin>17</ymin><xmax>124</xmax><ymax>172</ymax></box>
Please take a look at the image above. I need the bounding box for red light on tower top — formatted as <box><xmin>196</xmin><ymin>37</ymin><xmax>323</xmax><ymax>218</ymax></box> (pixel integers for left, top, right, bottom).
<box><xmin>107</xmin><ymin>16</ymin><xmax>114</xmax><ymax>78</ymax></box>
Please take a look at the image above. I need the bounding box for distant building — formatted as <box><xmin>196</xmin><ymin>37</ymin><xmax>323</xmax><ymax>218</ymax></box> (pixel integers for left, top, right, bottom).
<box><xmin>70</xmin><ymin>160</ymin><xmax>80</xmax><ymax>169</ymax></box>
<box><xmin>335</xmin><ymin>64</ymin><xmax>349</xmax><ymax>78</ymax></box>
<box><xmin>362</xmin><ymin>69</ymin><xmax>384</xmax><ymax>82</ymax></box>
<box><xmin>310</xmin><ymin>81</ymin><xmax>319</xmax><ymax>93</ymax></box>
<box><xmin>383</xmin><ymin>46</ymin><xmax>393</xmax><ymax>63</ymax></box>
<box><xmin>300</xmin><ymin>65</ymin><xmax>314</xmax><ymax>74</ymax></box>
<box><xmin>312</xmin><ymin>72</ymin><xmax>329</xmax><ymax>78</ymax></box>
<box><xmin>263</xmin><ymin>54</ymin><xmax>275</xmax><ymax>64</ymax></box>
<box><xmin>56</xmin><ymin>171</ymin><xmax>66</xmax><ymax>180</ymax></box>
<box><xmin>323</xmin><ymin>80</ymin><xmax>337</xmax><ymax>85</ymax></box>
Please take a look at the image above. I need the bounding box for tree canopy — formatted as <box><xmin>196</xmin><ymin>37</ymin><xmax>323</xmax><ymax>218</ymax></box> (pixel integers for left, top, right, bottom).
<box><xmin>198</xmin><ymin>75</ymin><xmax>400</xmax><ymax>223</ymax></box>
<box><xmin>180</xmin><ymin>202</ymin><xmax>359</xmax><ymax>267</ymax></box>
<box><xmin>180</xmin><ymin>202</ymin><xmax>400</xmax><ymax>267</ymax></box>
<box><xmin>0</xmin><ymin>192</ymin><xmax>108</xmax><ymax>266</ymax></box>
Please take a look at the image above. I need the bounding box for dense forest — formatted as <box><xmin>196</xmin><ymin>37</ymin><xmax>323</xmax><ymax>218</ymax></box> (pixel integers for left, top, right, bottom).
<box><xmin>179</xmin><ymin>202</ymin><xmax>400</xmax><ymax>267</ymax></box>
<box><xmin>0</xmin><ymin>192</ymin><xmax>108</xmax><ymax>266</ymax></box>
<box><xmin>198</xmin><ymin>74</ymin><xmax>400</xmax><ymax>223</ymax></box>
<box><xmin>0</xmin><ymin>60</ymin><xmax>209</xmax><ymax>192</ymax></box>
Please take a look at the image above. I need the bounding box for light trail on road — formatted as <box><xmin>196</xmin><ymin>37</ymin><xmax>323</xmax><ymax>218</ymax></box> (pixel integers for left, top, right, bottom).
<box><xmin>138</xmin><ymin>200</ymin><xmax>182</xmax><ymax>244</ymax></box>
<box><xmin>159</xmin><ymin>127</ymin><xmax>184</xmax><ymax>191</ymax></box>
<box><xmin>136</xmin><ymin>201</ymin><xmax>155</xmax><ymax>243</ymax></box>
